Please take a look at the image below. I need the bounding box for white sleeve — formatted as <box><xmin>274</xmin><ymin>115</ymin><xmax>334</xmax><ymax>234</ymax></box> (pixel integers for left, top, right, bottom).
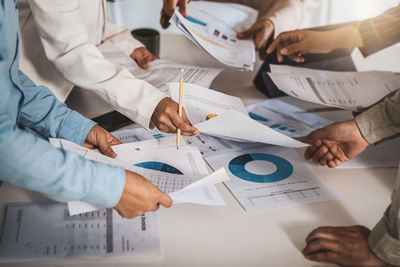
<box><xmin>29</xmin><ymin>0</ymin><xmax>167</xmax><ymax>129</ymax></box>
<box><xmin>263</xmin><ymin>0</ymin><xmax>320</xmax><ymax>37</ymax></box>
<box><xmin>103</xmin><ymin>18</ymin><xmax>144</xmax><ymax>56</ymax></box>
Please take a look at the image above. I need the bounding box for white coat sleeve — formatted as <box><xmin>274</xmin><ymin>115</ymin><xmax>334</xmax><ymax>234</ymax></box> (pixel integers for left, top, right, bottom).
<box><xmin>103</xmin><ymin>18</ymin><xmax>144</xmax><ymax>57</ymax></box>
<box><xmin>262</xmin><ymin>0</ymin><xmax>319</xmax><ymax>37</ymax></box>
<box><xmin>28</xmin><ymin>0</ymin><xmax>167</xmax><ymax>129</ymax></box>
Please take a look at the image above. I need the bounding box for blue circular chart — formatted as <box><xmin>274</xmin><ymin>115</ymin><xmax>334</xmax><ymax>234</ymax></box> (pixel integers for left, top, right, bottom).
<box><xmin>228</xmin><ymin>153</ymin><xmax>293</xmax><ymax>183</ymax></box>
<box><xmin>134</xmin><ymin>161</ymin><xmax>183</xmax><ymax>174</ymax></box>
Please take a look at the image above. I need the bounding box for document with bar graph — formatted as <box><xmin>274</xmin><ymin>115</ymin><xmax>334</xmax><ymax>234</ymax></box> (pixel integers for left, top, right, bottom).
<box><xmin>0</xmin><ymin>202</ymin><xmax>160</xmax><ymax>262</ymax></box>
<box><xmin>268</xmin><ymin>65</ymin><xmax>400</xmax><ymax>110</ymax></box>
<box><xmin>170</xmin><ymin>1</ymin><xmax>258</xmax><ymax>70</ymax></box>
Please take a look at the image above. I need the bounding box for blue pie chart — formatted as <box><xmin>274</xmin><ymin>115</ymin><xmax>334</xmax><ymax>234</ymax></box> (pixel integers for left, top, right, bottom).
<box><xmin>228</xmin><ymin>153</ymin><xmax>293</xmax><ymax>183</ymax></box>
<box><xmin>134</xmin><ymin>161</ymin><xmax>183</xmax><ymax>174</ymax></box>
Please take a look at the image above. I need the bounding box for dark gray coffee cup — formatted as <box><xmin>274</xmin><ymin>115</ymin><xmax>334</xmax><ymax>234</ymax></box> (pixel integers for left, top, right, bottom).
<box><xmin>131</xmin><ymin>28</ymin><xmax>160</xmax><ymax>57</ymax></box>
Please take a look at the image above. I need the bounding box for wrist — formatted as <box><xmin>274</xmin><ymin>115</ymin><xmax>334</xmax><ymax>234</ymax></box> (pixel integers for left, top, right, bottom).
<box><xmin>331</xmin><ymin>26</ymin><xmax>363</xmax><ymax>50</ymax></box>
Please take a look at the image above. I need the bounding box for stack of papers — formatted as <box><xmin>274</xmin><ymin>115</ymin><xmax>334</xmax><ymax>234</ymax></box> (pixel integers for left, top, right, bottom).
<box><xmin>98</xmin><ymin>41</ymin><xmax>222</xmax><ymax>93</ymax></box>
<box><xmin>268</xmin><ymin>65</ymin><xmax>400</xmax><ymax>110</ymax></box>
<box><xmin>50</xmin><ymin>139</ymin><xmax>229</xmax><ymax>215</ymax></box>
<box><xmin>170</xmin><ymin>1</ymin><xmax>257</xmax><ymax>70</ymax></box>
<box><xmin>168</xmin><ymin>83</ymin><xmax>308</xmax><ymax>148</ymax></box>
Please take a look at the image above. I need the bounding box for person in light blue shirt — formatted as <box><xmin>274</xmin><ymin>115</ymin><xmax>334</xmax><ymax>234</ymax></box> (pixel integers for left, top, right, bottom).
<box><xmin>0</xmin><ymin>0</ymin><xmax>172</xmax><ymax>218</ymax></box>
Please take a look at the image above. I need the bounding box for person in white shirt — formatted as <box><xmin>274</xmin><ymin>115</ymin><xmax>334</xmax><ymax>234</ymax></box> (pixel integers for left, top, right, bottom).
<box><xmin>160</xmin><ymin>0</ymin><xmax>319</xmax><ymax>57</ymax></box>
<box><xmin>17</xmin><ymin>0</ymin><xmax>198</xmax><ymax>136</ymax></box>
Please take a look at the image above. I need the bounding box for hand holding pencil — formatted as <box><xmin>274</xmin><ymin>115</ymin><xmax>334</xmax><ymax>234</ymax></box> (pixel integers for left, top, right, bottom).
<box><xmin>150</xmin><ymin>70</ymin><xmax>198</xmax><ymax>137</ymax></box>
<box><xmin>176</xmin><ymin>69</ymin><xmax>184</xmax><ymax>149</ymax></box>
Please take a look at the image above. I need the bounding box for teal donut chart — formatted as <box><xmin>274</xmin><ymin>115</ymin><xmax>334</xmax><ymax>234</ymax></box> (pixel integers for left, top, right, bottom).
<box><xmin>228</xmin><ymin>153</ymin><xmax>293</xmax><ymax>183</ymax></box>
<box><xmin>134</xmin><ymin>161</ymin><xmax>183</xmax><ymax>174</ymax></box>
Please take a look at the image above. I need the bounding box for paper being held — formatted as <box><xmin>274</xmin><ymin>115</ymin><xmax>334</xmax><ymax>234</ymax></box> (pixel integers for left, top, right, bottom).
<box><xmin>170</xmin><ymin>1</ymin><xmax>257</xmax><ymax>70</ymax></box>
<box><xmin>51</xmin><ymin>139</ymin><xmax>227</xmax><ymax>215</ymax></box>
<box><xmin>169</xmin><ymin>82</ymin><xmax>248</xmax><ymax>125</ymax></box>
<box><xmin>195</xmin><ymin>110</ymin><xmax>308</xmax><ymax>148</ymax></box>
<box><xmin>268</xmin><ymin>65</ymin><xmax>400</xmax><ymax>110</ymax></box>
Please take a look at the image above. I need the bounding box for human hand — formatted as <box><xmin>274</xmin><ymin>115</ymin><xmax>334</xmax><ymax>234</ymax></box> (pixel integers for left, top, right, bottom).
<box><xmin>303</xmin><ymin>225</ymin><xmax>385</xmax><ymax>266</ymax></box>
<box><xmin>114</xmin><ymin>170</ymin><xmax>173</xmax><ymax>218</ymax></box>
<box><xmin>130</xmin><ymin>47</ymin><xmax>158</xmax><ymax>69</ymax></box>
<box><xmin>237</xmin><ymin>19</ymin><xmax>274</xmax><ymax>58</ymax></box>
<box><xmin>160</xmin><ymin>0</ymin><xmax>189</xmax><ymax>29</ymax></box>
<box><xmin>299</xmin><ymin>120</ymin><xmax>369</xmax><ymax>168</ymax></box>
<box><xmin>266</xmin><ymin>29</ymin><xmax>336</xmax><ymax>63</ymax></box>
<box><xmin>151</xmin><ymin>97</ymin><xmax>199</xmax><ymax>135</ymax></box>
<box><xmin>84</xmin><ymin>125</ymin><xmax>121</xmax><ymax>158</ymax></box>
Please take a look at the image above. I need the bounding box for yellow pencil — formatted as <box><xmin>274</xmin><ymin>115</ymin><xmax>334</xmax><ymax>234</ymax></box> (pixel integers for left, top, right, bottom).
<box><xmin>176</xmin><ymin>69</ymin><xmax>184</xmax><ymax>149</ymax></box>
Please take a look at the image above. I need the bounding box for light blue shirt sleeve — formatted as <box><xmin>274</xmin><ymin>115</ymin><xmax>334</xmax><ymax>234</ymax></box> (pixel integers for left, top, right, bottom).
<box><xmin>17</xmin><ymin>70</ymin><xmax>94</xmax><ymax>145</ymax></box>
<box><xmin>0</xmin><ymin>116</ymin><xmax>126</xmax><ymax>207</ymax></box>
<box><xmin>0</xmin><ymin>0</ymin><xmax>126</xmax><ymax>208</ymax></box>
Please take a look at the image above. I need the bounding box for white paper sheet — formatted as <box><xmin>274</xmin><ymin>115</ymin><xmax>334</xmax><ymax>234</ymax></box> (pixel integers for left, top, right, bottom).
<box><xmin>205</xmin><ymin>146</ymin><xmax>338</xmax><ymax>211</ymax></box>
<box><xmin>98</xmin><ymin>41</ymin><xmax>222</xmax><ymax>92</ymax></box>
<box><xmin>0</xmin><ymin>202</ymin><xmax>160</xmax><ymax>262</ymax></box>
<box><xmin>195</xmin><ymin>110</ymin><xmax>308</xmax><ymax>148</ymax></box>
<box><xmin>51</xmin><ymin>139</ymin><xmax>227</xmax><ymax>215</ymax></box>
<box><xmin>246</xmin><ymin>98</ymin><xmax>333</xmax><ymax>137</ymax></box>
<box><xmin>112</xmin><ymin>127</ymin><xmax>251</xmax><ymax>157</ymax></box>
<box><xmin>268</xmin><ymin>65</ymin><xmax>400</xmax><ymax>110</ymax></box>
<box><xmin>170</xmin><ymin>1</ymin><xmax>257</xmax><ymax>70</ymax></box>
<box><xmin>169</xmin><ymin>82</ymin><xmax>248</xmax><ymax>124</ymax></box>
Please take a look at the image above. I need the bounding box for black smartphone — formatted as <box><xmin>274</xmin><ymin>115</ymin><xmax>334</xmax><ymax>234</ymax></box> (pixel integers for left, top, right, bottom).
<box><xmin>92</xmin><ymin>111</ymin><xmax>133</xmax><ymax>132</ymax></box>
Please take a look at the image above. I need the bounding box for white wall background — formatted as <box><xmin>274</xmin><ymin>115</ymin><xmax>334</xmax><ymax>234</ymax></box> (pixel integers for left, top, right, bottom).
<box><xmin>107</xmin><ymin>0</ymin><xmax>400</xmax><ymax>71</ymax></box>
<box><xmin>107</xmin><ymin>0</ymin><xmax>399</xmax><ymax>32</ymax></box>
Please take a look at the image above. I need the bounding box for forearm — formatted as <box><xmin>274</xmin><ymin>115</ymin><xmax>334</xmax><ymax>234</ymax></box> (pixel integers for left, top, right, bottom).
<box><xmin>0</xmin><ymin>121</ymin><xmax>126</xmax><ymax>207</ymax></box>
<box><xmin>18</xmin><ymin>70</ymin><xmax>96</xmax><ymax>143</ymax></box>
<box><xmin>29</xmin><ymin>0</ymin><xmax>167</xmax><ymax>129</ymax></box>
<box><xmin>355</xmin><ymin>90</ymin><xmax>400</xmax><ymax>144</ymax></box>
<box><xmin>103</xmin><ymin>18</ymin><xmax>144</xmax><ymax>56</ymax></box>
<box><xmin>357</xmin><ymin>5</ymin><xmax>400</xmax><ymax>57</ymax></box>
<box><xmin>368</xmin><ymin>163</ymin><xmax>400</xmax><ymax>265</ymax></box>
<box><xmin>326</xmin><ymin>25</ymin><xmax>364</xmax><ymax>51</ymax></box>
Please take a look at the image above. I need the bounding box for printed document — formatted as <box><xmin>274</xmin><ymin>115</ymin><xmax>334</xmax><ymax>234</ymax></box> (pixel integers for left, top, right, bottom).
<box><xmin>169</xmin><ymin>82</ymin><xmax>248</xmax><ymax>124</ymax></box>
<box><xmin>98</xmin><ymin>41</ymin><xmax>222</xmax><ymax>92</ymax></box>
<box><xmin>50</xmin><ymin>139</ymin><xmax>227</xmax><ymax>215</ymax></box>
<box><xmin>195</xmin><ymin>110</ymin><xmax>308</xmax><ymax>148</ymax></box>
<box><xmin>246</xmin><ymin>98</ymin><xmax>333</xmax><ymax>137</ymax></box>
<box><xmin>268</xmin><ymin>65</ymin><xmax>400</xmax><ymax>109</ymax></box>
<box><xmin>0</xmin><ymin>202</ymin><xmax>160</xmax><ymax>261</ymax></box>
<box><xmin>170</xmin><ymin>1</ymin><xmax>257</xmax><ymax>70</ymax></box>
<box><xmin>206</xmin><ymin>146</ymin><xmax>338</xmax><ymax>211</ymax></box>
<box><xmin>112</xmin><ymin>127</ymin><xmax>253</xmax><ymax>158</ymax></box>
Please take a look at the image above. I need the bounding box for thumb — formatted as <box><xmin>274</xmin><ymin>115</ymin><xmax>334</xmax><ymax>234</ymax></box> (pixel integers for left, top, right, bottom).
<box><xmin>297</xmin><ymin>136</ymin><xmax>311</xmax><ymax>144</ymax></box>
<box><xmin>237</xmin><ymin>23</ymin><xmax>260</xmax><ymax>39</ymax></box>
<box><xmin>98</xmin><ymin>135</ymin><xmax>117</xmax><ymax>158</ymax></box>
<box><xmin>159</xmin><ymin>192</ymin><xmax>173</xmax><ymax>208</ymax></box>
<box><xmin>280</xmin><ymin>42</ymin><xmax>307</xmax><ymax>56</ymax></box>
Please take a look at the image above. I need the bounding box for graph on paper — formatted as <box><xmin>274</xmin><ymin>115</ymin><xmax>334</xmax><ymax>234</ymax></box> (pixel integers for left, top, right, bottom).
<box><xmin>246</xmin><ymin>98</ymin><xmax>332</xmax><ymax>137</ymax></box>
<box><xmin>205</xmin><ymin>146</ymin><xmax>337</xmax><ymax>211</ymax></box>
<box><xmin>0</xmin><ymin>202</ymin><xmax>160</xmax><ymax>262</ymax></box>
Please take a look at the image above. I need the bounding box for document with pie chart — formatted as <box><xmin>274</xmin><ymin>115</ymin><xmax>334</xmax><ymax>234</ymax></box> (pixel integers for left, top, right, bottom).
<box><xmin>205</xmin><ymin>146</ymin><xmax>338</xmax><ymax>211</ymax></box>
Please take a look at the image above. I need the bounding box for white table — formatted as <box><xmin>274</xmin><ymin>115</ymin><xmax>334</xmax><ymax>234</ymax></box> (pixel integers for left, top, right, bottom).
<box><xmin>0</xmin><ymin>34</ymin><xmax>398</xmax><ymax>267</ymax></box>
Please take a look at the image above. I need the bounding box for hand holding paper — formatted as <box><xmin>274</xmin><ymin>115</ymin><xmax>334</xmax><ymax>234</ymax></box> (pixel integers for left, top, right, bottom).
<box><xmin>169</xmin><ymin>83</ymin><xmax>308</xmax><ymax>148</ymax></box>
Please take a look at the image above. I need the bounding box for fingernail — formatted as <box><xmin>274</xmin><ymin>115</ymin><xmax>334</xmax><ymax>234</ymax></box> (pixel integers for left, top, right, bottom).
<box><xmin>280</xmin><ymin>48</ymin><xmax>288</xmax><ymax>54</ymax></box>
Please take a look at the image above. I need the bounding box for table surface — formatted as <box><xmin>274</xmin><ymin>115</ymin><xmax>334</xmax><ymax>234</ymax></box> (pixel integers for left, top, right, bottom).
<box><xmin>1</xmin><ymin>34</ymin><xmax>398</xmax><ymax>267</ymax></box>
